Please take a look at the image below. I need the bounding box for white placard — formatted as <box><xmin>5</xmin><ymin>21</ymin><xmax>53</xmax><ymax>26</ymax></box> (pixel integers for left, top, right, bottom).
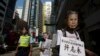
<box><xmin>59</xmin><ymin>37</ymin><xmax>85</xmax><ymax>56</ymax></box>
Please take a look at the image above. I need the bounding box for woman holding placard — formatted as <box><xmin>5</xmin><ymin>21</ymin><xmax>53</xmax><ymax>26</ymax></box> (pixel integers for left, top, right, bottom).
<box><xmin>56</xmin><ymin>10</ymin><xmax>97</xmax><ymax>56</ymax></box>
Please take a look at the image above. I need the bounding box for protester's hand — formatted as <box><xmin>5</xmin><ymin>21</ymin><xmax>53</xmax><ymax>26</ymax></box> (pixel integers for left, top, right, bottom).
<box><xmin>86</xmin><ymin>49</ymin><xmax>97</xmax><ymax>56</ymax></box>
<box><xmin>30</xmin><ymin>49</ymin><xmax>33</xmax><ymax>52</ymax></box>
<box><xmin>29</xmin><ymin>51</ymin><xmax>32</xmax><ymax>56</ymax></box>
<box><xmin>40</xmin><ymin>48</ymin><xmax>45</xmax><ymax>52</ymax></box>
<box><xmin>15</xmin><ymin>50</ymin><xmax>18</xmax><ymax>56</ymax></box>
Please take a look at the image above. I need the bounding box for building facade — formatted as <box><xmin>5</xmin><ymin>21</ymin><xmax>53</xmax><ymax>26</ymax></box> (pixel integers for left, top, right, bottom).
<box><xmin>38</xmin><ymin>1</ymin><xmax>43</xmax><ymax>34</ymax></box>
<box><xmin>22</xmin><ymin>0</ymin><xmax>43</xmax><ymax>35</ymax></box>
<box><xmin>0</xmin><ymin>0</ymin><xmax>17</xmax><ymax>34</ymax></box>
<box><xmin>22</xmin><ymin>0</ymin><xmax>30</xmax><ymax>22</ymax></box>
<box><xmin>4</xmin><ymin>0</ymin><xmax>17</xmax><ymax>30</ymax></box>
<box><xmin>0</xmin><ymin>0</ymin><xmax>17</xmax><ymax>42</ymax></box>
<box><xmin>0</xmin><ymin>0</ymin><xmax>9</xmax><ymax>35</ymax></box>
<box><xmin>42</xmin><ymin>1</ymin><xmax>52</xmax><ymax>34</ymax></box>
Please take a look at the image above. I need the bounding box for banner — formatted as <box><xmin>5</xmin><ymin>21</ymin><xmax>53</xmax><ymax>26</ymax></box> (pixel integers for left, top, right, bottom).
<box><xmin>59</xmin><ymin>37</ymin><xmax>85</xmax><ymax>56</ymax></box>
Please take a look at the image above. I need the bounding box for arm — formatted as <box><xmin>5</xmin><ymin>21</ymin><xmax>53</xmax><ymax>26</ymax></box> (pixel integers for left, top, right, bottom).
<box><xmin>15</xmin><ymin>36</ymin><xmax>21</xmax><ymax>53</ymax></box>
<box><xmin>85</xmin><ymin>49</ymin><xmax>97</xmax><ymax>56</ymax></box>
<box><xmin>15</xmin><ymin>39</ymin><xmax>20</xmax><ymax>55</ymax></box>
<box><xmin>38</xmin><ymin>41</ymin><xmax>45</xmax><ymax>51</ymax></box>
<box><xmin>29</xmin><ymin>44</ymin><xmax>33</xmax><ymax>56</ymax></box>
<box><xmin>42</xmin><ymin>39</ymin><xmax>52</xmax><ymax>50</ymax></box>
<box><xmin>57</xmin><ymin>30</ymin><xmax>62</xmax><ymax>45</ymax></box>
<box><xmin>29</xmin><ymin>36</ymin><xmax>33</xmax><ymax>52</ymax></box>
<box><xmin>30</xmin><ymin>44</ymin><xmax>33</xmax><ymax>52</ymax></box>
<box><xmin>15</xmin><ymin>44</ymin><xmax>19</xmax><ymax>53</ymax></box>
<box><xmin>29</xmin><ymin>37</ymin><xmax>33</xmax><ymax>56</ymax></box>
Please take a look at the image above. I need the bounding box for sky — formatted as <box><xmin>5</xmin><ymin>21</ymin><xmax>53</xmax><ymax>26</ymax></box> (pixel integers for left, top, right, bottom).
<box><xmin>15</xmin><ymin>0</ymin><xmax>52</xmax><ymax>18</ymax></box>
<box><xmin>16</xmin><ymin>9</ymin><xmax>22</xmax><ymax>18</ymax></box>
<box><xmin>16</xmin><ymin>0</ymin><xmax>24</xmax><ymax>8</ymax></box>
<box><xmin>16</xmin><ymin>0</ymin><xmax>52</xmax><ymax>8</ymax></box>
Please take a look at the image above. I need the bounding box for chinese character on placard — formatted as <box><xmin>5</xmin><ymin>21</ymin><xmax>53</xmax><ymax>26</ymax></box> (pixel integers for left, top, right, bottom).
<box><xmin>70</xmin><ymin>46</ymin><xmax>76</xmax><ymax>53</ymax></box>
<box><xmin>77</xmin><ymin>47</ymin><xmax>81</xmax><ymax>54</ymax></box>
<box><xmin>64</xmin><ymin>44</ymin><xmax>69</xmax><ymax>51</ymax></box>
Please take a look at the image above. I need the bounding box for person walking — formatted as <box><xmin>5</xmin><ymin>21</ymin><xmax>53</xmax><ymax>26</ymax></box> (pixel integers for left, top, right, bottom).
<box><xmin>15</xmin><ymin>27</ymin><xmax>33</xmax><ymax>56</ymax></box>
<box><xmin>39</xmin><ymin>32</ymin><xmax>52</xmax><ymax>56</ymax></box>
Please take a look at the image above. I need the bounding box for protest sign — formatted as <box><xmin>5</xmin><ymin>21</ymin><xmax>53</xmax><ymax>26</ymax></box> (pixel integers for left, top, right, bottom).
<box><xmin>59</xmin><ymin>37</ymin><xmax>85</xmax><ymax>56</ymax></box>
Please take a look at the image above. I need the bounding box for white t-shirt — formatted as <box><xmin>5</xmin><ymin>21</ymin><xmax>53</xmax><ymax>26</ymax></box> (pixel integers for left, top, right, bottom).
<box><xmin>39</xmin><ymin>39</ymin><xmax>52</xmax><ymax>56</ymax></box>
<box><xmin>57</xmin><ymin>30</ymin><xmax>81</xmax><ymax>45</ymax></box>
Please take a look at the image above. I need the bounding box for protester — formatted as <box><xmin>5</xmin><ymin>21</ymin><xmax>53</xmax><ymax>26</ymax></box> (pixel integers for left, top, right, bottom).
<box><xmin>56</xmin><ymin>10</ymin><xmax>97</xmax><ymax>56</ymax></box>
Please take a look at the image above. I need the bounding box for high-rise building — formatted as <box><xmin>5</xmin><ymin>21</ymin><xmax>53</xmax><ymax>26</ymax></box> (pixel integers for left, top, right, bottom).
<box><xmin>0</xmin><ymin>0</ymin><xmax>17</xmax><ymax>42</ymax></box>
<box><xmin>42</xmin><ymin>4</ymin><xmax>47</xmax><ymax>33</ymax></box>
<box><xmin>0</xmin><ymin>0</ymin><xmax>9</xmax><ymax>34</ymax></box>
<box><xmin>0</xmin><ymin>0</ymin><xmax>17</xmax><ymax>34</ymax></box>
<box><xmin>38</xmin><ymin>1</ymin><xmax>43</xmax><ymax>34</ymax></box>
<box><xmin>22</xmin><ymin>0</ymin><xmax>30</xmax><ymax>22</ymax></box>
<box><xmin>4</xmin><ymin>0</ymin><xmax>17</xmax><ymax>28</ymax></box>
<box><xmin>42</xmin><ymin>1</ymin><xmax>52</xmax><ymax>33</ymax></box>
<box><xmin>22</xmin><ymin>0</ymin><xmax>43</xmax><ymax>35</ymax></box>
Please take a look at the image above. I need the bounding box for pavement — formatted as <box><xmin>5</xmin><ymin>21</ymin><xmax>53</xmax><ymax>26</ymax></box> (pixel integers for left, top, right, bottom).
<box><xmin>0</xmin><ymin>47</ymin><xmax>53</xmax><ymax>56</ymax></box>
<box><xmin>0</xmin><ymin>47</ymin><xmax>40</xmax><ymax>56</ymax></box>
<box><xmin>0</xmin><ymin>51</ymin><xmax>15</xmax><ymax>56</ymax></box>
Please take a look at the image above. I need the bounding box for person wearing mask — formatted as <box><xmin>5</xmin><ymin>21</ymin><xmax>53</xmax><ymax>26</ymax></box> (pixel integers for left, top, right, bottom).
<box><xmin>39</xmin><ymin>32</ymin><xmax>52</xmax><ymax>56</ymax></box>
<box><xmin>15</xmin><ymin>27</ymin><xmax>33</xmax><ymax>56</ymax></box>
<box><xmin>56</xmin><ymin>10</ymin><xmax>97</xmax><ymax>56</ymax></box>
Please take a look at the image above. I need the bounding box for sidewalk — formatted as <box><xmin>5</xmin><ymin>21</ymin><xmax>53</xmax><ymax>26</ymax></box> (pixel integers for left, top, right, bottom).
<box><xmin>0</xmin><ymin>47</ymin><xmax>53</xmax><ymax>56</ymax></box>
<box><xmin>0</xmin><ymin>47</ymin><xmax>40</xmax><ymax>56</ymax></box>
<box><xmin>0</xmin><ymin>51</ymin><xmax>15</xmax><ymax>56</ymax></box>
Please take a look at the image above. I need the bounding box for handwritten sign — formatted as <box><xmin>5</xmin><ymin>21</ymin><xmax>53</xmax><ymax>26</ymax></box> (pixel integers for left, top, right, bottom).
<box><xmin>59</xmin><ymin>37</ymin><xmax>85</xmax><ymax>56</ymax></box>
